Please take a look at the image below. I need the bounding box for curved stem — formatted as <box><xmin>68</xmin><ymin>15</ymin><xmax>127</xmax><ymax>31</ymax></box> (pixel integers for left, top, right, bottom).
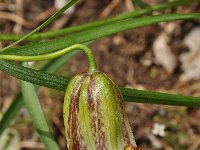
<box><xmin>0</xmin><ymin>44</ymin><xmax>97</xmax><ymax>73</ymax></box>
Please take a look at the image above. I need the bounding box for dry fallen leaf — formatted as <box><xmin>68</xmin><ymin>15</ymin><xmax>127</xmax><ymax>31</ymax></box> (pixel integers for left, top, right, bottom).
<box><xmin>153</xmin><ymin>23</ymin><xmax>177</xmax><ymax>74</ymax></box>
<box><xmin>180</xmin><ymin>27</ymin><xmax>200</xmax><ymax>81</ymax></box>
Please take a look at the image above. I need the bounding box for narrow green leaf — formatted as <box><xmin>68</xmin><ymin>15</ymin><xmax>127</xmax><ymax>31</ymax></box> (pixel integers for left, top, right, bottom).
<box><xmin>0</xmin><ymin>0</ymin><xmax>78</xmax><ymax>51</ymax></box>
<box><xmin>21</xmin><ymin>62</ymin><xmax>60</xmax><ymax>150</ymax></box>
<box><xmin>0</xmin><ymin>0</ymin><xmax>198</xmax><ymax>41</ymax></box>
<box><xmin>0</xmin><ymin>94</ymin><xmax>23</xmax><ymax>135</ymax></box>
<box><xmin>120</xmin><ymin>88</ymin><xmax>200</xmax><ymax>107</ymax></box>
<box><xmin>1</xmin><ymin>60</ymin><xmax>199</xmax><ymax>107</ymax></box>
<box><xmin>1</xmin><ymin>13</ymin><xmax>200</xmax><ymax>56</ymax></box>
<box><xmin>0</xmin><ymin>60</ymin><xmax>69</xmax><ymax>91</ymax></box>
<box><xmin>0</xmin><ymin>54</ymin><xmax>75</xmax><ymax>135</ymax></box>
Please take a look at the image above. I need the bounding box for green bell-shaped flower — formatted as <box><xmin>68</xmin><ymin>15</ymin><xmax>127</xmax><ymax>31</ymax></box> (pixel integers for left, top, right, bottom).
<box><xmin>0</xmin><ymin>43</ymin><xmax>138</xmax><ymax>149</ymax></box>
<box><xmin>63</xmin><ymin>71</ymin><xmax>138</xmax><ymax>150</ymax></box>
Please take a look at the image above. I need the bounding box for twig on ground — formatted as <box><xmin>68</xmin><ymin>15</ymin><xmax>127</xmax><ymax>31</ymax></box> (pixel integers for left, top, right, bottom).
<box><xmin>0</xmin><ymin>11</ymin><xmax>35</xmax><ymax>28</ymax></box>
<box><xmin>20</xmin><ymin>141</ymin><xmax>45</xmax><ymax>149</ymax></box>
<box><xmin>0</xmin><ymin>2</ymin><xmax>15</xmax><ymax>11</ymax></box>
<box><xmin>0</xmin><ymin>7</ymin><xmax>57</xmax><ymax>29</ymax></box>
<box><xmin>13</xmin><ymin>0</ymin><xmax>24</xmax><ymax>33</ymax></box>
<box><xmin>100</xmin><ymin>0</ymin><xmax>120</xmax><ymax>18</ymax></box>
<box><xmin>125</xmin><ymin>0</ymin><xmax>135</xmax><ymax>11</ymax></box>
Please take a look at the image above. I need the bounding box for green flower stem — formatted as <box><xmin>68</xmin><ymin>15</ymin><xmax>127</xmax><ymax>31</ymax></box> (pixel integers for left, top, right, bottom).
<box><xmin>0</xmin><ymin>0</ymin><xmax>198</xmax><ymax>41</ymax></box>
<box><xmin>0</xmin><ymin>44</ymin><xmax>97</xmax><ymax>73</ymax></box>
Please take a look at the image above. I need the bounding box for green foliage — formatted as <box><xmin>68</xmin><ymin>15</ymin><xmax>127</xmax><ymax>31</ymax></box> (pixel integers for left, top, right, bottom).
<box><xmin>0</xmin><ymin>0</ymin><xmax>196</xmax><ymax>41</ymax></box>
<box><xmin>0</xmin><ymin>0</ymin><xmax>200</xmax><ymax>148</ymax></box>
<box><xmin>21</xmin><ymin>62</ymin><xmax>60</xmax><ymax>150</ymax></box>
<box><xmin>1</xmin><ymin>13</ymin><xmax>200</xmax><ymax>56</ymax></box>
<box><xmin>0</xmin><ymin>60</ymin><xmax>199</xmax><ymax>107</ymax></box>
<box><xmin>0</xmin><ymin>54</ymin><xmax>75</xmax><ymax>135</ymax></box>
<box><xmin>1</xmin><ymin>0</ymin><xmax>78</xmax><ymax>51</ymax></box>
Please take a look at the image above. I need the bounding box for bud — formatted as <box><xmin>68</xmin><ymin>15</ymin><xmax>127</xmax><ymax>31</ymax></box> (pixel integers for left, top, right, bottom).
<box><xmin>63</xmin><ymin>72</ymin><xmax>138</xmax><ymax>150</ymax></box>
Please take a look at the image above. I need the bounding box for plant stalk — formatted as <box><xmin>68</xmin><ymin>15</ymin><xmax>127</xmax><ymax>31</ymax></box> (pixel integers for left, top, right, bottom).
<box><xmin>0</xmin><ymin>44</ymin><xmax>97</xmax><ymax>73</ymax></box>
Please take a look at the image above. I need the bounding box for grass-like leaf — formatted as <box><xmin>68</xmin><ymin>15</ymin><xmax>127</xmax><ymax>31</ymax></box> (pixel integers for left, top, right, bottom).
<box><xmin>0</xmin><ymin>94</ymin><xmax>23</xmax><ymax>135</ymax></box>
<box><xmin>1</xmin><ymin>60</ymin><xmax>199</xmax><ymax>107</ymax></box>
<box><xmin>21</xmin><ymin>62</ymin><xmax>60</xmax><ymax>150</ymax></box>
<box><xmin>0</xmin><ymin>60</ymin><xmax>70</xmax><ymax>91</ymax></box>
<box><xmin>0</xmin><ymin>54</ymin><xmax>76</xmax><ymax>135</ymax></box>
<box><xmin>1</xmin><ymin>13</ymin><xmax>200</xmax><ymax>56</ymax></box>
<box><xmin>0</xmin><ymin>0</ymin><xmax>197</xmax><ymax>41</ymax></box>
